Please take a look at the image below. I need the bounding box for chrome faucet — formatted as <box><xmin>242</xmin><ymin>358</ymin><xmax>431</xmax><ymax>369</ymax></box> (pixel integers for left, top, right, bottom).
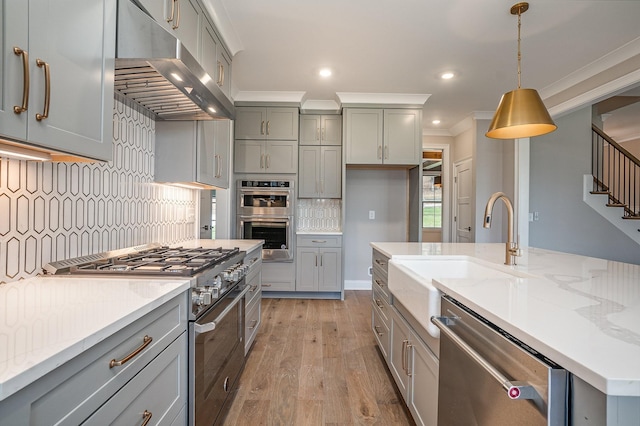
<box><xmin>483</xmin><ymin>192</ymin><xmax>522</xmax><ymax>265</ymax></box>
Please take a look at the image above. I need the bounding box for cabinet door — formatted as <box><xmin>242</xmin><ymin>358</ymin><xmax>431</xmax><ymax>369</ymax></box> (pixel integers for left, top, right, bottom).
<box><xmin>318</xmin><ymin>248</ymin><xmax>341</xmax><ymax>291</ymax></box>
<box><xmin>135</xmin><ymin>0</ymin><xmax>171</xmax><ymax>24</ymax></box>
<box><xmin>0</xmin><ymin>0</ymin><xmax>28</xmax><ymax>140</ymax></box>
<box><xmin>295</xmin><ymin>248</ymin><xmax>319</xmax><ymax>291</ymax></box>
<box><xmin>27</xmin><ymin>0</ymin><xmax>115</xmax><ymax>161</ymax></box>
<box><xmin>234</xmin><ymin>140</ymin><xmax>265</xmax><ymax>173</ymax></box>
<box><xmin>345</xmin><ymin>108</ymin><xmax>383</xmax><ymax>164</ymax></box>
<box><xmin>265</xmin><ymin>140</ymin><xmax>297</xmax><ymax>174</ymax></box>
<box><xmin>298</xmin><ymin>146</ymin><xmax>320</xmax><ymax>198</ymax></box>
<box><xmin>197</xmin><ymin>122</ymin><xmax>216</xmax><ymax>185</ymax></box>
<box><xmin>321</xmin><ymin>115</ymin><xmax>342</xmax><ymax>145</ymax></box>
<box><xmin>408</xmin><ymin>333</ymin><xmax>439</xmax><ymax>426</ymax></box>
<box><xmin>216</xmin><ymin>47</ymin><xmax>232</xmax><ymax>98</ymax></box>
<box><xmin>390</xmin><ymin>311</ymin><xmax>411</xmax><ymax>400</ymax></box>
<box><xmin>300</xmin><ymin>115</ymin><xmax>321</xmax><ymax>145</ymax></box>
<box><xmin>173</xmin><ymin>0</ymin><xmax>201</xmax><ymax>58</ymax></box>
<box><xmin>235</xmin><ymin>107</ymin><xmax>267</xmax><ymax>139</ymax></box>
<box><xmin>212</xmin><ymin>120</ymin><xmax>230</xmax><ymax>188</ymax></box>
<box><xmin>383</xmin><ymin>109</ymin><xmax>421</xmax><ymax>165</ymax></box>
<box><xmin>200</xmin><ymin>20</ymin><xmax>219</xmax><ymax>84</ymax></box>
<box><xmin>266</xmin><ymin>107</ymin><xmax>299</xmax><ymax>140</ymax></box>
<box><xmin>320</xmin><ymin>146</ymin><xmax>341</xmax><ymax>198</ymax></box>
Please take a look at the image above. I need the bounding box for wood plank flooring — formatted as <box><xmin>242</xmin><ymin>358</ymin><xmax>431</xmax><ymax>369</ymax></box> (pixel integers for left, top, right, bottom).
<box><xmin>224</xmin><ymin>291</ymin><xmax>415</xmax><ymax>425</ymax></box>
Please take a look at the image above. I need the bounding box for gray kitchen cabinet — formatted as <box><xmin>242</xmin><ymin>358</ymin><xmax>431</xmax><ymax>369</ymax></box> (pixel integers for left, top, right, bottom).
<box><xmin>235</xmin><ymin>107</ymin><xmax>299</xmax><ymax>140</ymax></box>
<box><xmin>299</xmin><ymin>114</ymin><xmax>341</xmax><ymax>145</ymax></box>
<box><xmin>295</xmin><ymin>235</ymin><xmax>342</xmax><ymax>292</ymax></box>
<box><xmin>137</xmin><ymin>0</ymin><xmax>202</xmax><ymax>59</ymax></box>
<box><xmin>82</xmin><ymin>333</ymin><xmax>187</xmax><ymax>426</ymax></box>
<box><xmin>261</xmin><ymin>262</ymin><xmax>295</xmax><ymax>292</ymax></box>
<box><xmin>234</xmin><ymin>139</ymin><xmax>298</xmax><ymax>174</ymax></box>
<box><xmin>155</xmin><ymin>120</ymin><xmax>230</xmax><ymax>189</ymax></box>
<box><xmin>0</xmin><ymin>293</ymin><xmax>189</xmax><ymax>426</ymax></box>
<box><xmin>244</xmin><ymin>247</ymin><xmax>262</xmax><ymax>355</ymax></box>
<box><xmin>0</xmin><ymin>0</ymin><xmax>115</xmax><ymax>161</ymax></box>
<box><xmin>199</xmin><ymin>17</ymin><xmax>232</xmax><ymax>100</ymax></box>
<box><xmin>298</xmin><ymin>145</ymin><xmax>342</xmax><ymax>198</ymax></box>
<box><xmin>344</xmin><ymin>108</ymin><xmax>422</xmax><ymax>166</ymax></box>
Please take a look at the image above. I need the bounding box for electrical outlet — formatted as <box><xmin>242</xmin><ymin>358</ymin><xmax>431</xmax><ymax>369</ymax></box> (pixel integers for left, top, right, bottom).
<box><xmin>369</xmin><ymin>210</ymin><xmax>375</xmax><ymax>220</ymax></box>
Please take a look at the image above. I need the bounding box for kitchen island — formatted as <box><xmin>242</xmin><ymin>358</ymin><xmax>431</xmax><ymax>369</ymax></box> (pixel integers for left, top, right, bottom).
<box><xmin>372</xmin><ymin>242</ymin><xmax>640</xmax><ymax>425</ymax></box>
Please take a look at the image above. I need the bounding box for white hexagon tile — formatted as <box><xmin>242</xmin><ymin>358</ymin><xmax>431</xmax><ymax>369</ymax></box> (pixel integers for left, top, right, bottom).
<box><xmin>0</xmin><ymin>98</ymin><xmax>197</xmax><ymax>284</ymax></box>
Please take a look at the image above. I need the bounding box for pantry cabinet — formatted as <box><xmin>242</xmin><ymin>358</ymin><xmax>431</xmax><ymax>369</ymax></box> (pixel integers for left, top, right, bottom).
<box><xmin>235</xmin><ymin>107</ymin><xmax>299</xmax><ymax>140</ymax></box>
<box><xmin>299</xmin><ymin>114</ymin><xmax>341</xmax><ymax>145</ymax></box>
<box><xmin>295</xmin><ymin>235</ymin><xmax>342</xmax><ymax>292</ymax></box>
<box><xmin>0</xmin><ymin>0</ymin><xmax>116</xmax><ymax>161</ymax></box>
<box><xmin>298</xmin><ymin>145</ymin><xmax>341</xmax><ymax>198</ymax></box>
<box><xmin>155</xmin><ymin>120</ymin><xmax>230</xmax><ymax>189</ymax></box>
<box><xmin>344</xmin><ymin>108</ymin><xmax>421</xmax><ymax>166</ymax></box>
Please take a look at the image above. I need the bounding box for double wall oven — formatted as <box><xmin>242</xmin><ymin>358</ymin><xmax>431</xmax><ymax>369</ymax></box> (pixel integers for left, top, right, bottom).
<box><xmin>44</xmin><ymin>244</ymin><xmax>250</xmax><ymax>426</ymax></box>
<box><xmin>237</xmin><ymin>180</ymin><xmax>294</xmax><ymax>262</ymax></box>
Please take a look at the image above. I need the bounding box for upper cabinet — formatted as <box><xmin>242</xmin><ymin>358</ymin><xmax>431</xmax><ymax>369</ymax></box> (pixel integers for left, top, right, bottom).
<box><xmin>137</xmin><ymin>0</ymin><xmax>202</xmax><ymax>58</ymax></box>
<box><xmin>155</xmin><ymin>120</ymin><xmax>231</xmax><ymax>189</ymax></box>
<box><xmin>235</xmin><ymin>107</ymin><xmax>299</xmax><ymax>140</ymax></box>
<box><xmin>299</xmin><ymin>115</ymin><xmax>342</xmax><ymax>145</ymax></box>
<box><xmin>199</xmin><ymin>12</ymin><xmax>232</xmax><ymax>99</ymax></box>
<box><xmin>344</xmin><ymin>108</ymin><xmax>422</xmax><ymax>166</ymax></box>
<box><xmin>0</xmin><ymin>0</ymin><xmax>116</xmax><ymax>161</ymax></box>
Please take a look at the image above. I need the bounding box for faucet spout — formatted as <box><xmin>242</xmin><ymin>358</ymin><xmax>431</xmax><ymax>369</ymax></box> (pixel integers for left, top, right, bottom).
<box><xmin>483</xmin><ymin>192</ymin><xmax>521</xmax><ymax>265</ymax></box>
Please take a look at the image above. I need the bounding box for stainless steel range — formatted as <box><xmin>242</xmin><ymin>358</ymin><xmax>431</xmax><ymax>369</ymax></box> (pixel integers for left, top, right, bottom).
<box><xmin>43</xmin><ymin>243</ymin><xmax>250</xmax><ymax>426</ymax></box>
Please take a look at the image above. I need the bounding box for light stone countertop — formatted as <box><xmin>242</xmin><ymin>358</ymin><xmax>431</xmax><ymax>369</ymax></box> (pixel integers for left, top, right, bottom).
<box><xmin>371</xmin><ymin>242</ymin><xmax>640</xmax><ymax>397</ymax></box>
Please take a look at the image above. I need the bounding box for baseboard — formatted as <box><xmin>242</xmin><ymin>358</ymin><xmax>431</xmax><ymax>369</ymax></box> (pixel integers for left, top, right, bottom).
<box><xmin>344</xmin><ymin>279</ymin><xmax>372</xmax><ymax>290</ymax></box>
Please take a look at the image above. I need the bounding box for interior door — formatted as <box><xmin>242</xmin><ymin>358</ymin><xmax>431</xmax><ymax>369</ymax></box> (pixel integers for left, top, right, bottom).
<box><xmin>454</xmin><ymin>159</ymin><xmax>473</xmax><ymax>243</ymax></box>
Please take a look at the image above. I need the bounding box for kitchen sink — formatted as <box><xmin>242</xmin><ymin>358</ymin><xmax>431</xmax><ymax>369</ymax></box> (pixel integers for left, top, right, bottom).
<box><xmin>388</xmin><ymin>257</ymin><xmax>525</xmax><ymax>338</ymax></box>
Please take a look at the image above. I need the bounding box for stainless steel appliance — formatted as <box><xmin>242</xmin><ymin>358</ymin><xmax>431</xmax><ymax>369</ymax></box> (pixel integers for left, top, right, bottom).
<box><xmin>431</xmin><ymin>296</ymin><xmax>567</xmax><ymax>425</ymax></box>
<box><xmin>237</xmin><ymin>180</ymin><xmax>294</xmax><ymax>262</ymax></box>
<box><xmin>43</xmin><ymin>243</ymin><xmax>249</xmax><ymax>426</ymax></box>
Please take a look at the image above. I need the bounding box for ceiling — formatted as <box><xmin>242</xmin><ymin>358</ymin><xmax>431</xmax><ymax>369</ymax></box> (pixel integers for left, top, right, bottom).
<box><xmin>205</xmin><ymin>0</ymin><xmax>640</xmax><ymax>136</ymax></box>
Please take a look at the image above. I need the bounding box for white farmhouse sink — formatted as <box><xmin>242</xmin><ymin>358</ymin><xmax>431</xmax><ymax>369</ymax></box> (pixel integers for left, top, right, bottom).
<box><xmin>388</xmin><ymin>257</ymin><xmax>521</xmax><ymax>338</ymax></box>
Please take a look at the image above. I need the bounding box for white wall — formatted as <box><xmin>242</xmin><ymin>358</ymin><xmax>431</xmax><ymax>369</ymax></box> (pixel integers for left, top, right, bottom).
<box><xmin>530</xmin><ymin>106</ymin><xmax>640</xmax><ymax>264</ymax></box>
<box><xmin>344</xmin><ymin>169</ymin><xmax>408</xmax><ymax>285</ymax></box>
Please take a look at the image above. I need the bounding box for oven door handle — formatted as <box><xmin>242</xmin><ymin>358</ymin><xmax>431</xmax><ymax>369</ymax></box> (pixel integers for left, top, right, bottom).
<box><xmin>195</xmin><ymin>285</ymin><xmax>251</xmax><ymax>335</ymax></box>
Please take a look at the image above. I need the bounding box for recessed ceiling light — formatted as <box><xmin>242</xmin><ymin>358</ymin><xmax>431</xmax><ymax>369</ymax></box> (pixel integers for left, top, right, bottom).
<box><xmin>432</xmin><ymin>120</ymin><xmax>441</xmax><ymax>125</ymax></box>
<box><xmin>440</xmin><ymin>72</ymin><xmax>454</xmax><ymax>80</ymax></box>
<box><xmin>319</xmin><ymin>68</ymin><xmax>332</xmax><ymax>78</ymax></box>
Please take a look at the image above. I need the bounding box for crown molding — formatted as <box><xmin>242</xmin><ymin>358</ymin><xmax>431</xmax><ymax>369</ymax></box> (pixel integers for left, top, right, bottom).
<box><xmin>336</xmin><ymin>92</ymin><xmax>430</xmax><ymax>108</ymax></box>
<box><xmin>233</xmin><ymin>91</ymin><xmax>306</xmax><ymax>105</ymax></box>
<box><xmin>200</xmin><ymin>0</ymin><xmax>243</xmax><ymax>55</ymax></box>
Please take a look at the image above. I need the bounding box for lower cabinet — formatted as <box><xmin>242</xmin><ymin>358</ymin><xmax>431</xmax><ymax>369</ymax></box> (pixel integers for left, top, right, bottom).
<box><xmin>0</xmin><ymin>293</ymin><xmax>189</xmax><ymax>426</ymax></box>
<box><xmin>261</xmin><ymin>262</ymin><xmax>295</xmax><ymax>292</ymax></box>
<box><xmin>244</xmin><ymin>247</ymin><xmax>262</xmax><ymax>355</ymax></box>
<box><xmin>295</xmin><ymin>234</ymin><xmax>342</xmax><ymax>292</ymax></box>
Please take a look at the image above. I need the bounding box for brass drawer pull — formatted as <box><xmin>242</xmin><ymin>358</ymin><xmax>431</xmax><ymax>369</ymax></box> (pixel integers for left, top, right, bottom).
<box><xmin>35</xmin><ymin>59</ymin><xmax>50</xmax><ymax>121</ymax></box>
<box><xmin>109</xmin><ymin>335</ymin><xmax>152</xmax><ymax>368</ymax></box>
<box><xmin>375</xmin><ymin>259</ymin><xmax>386</xmax><ymax>267</ymax></box>
<box><xmin>172</xmin><ymin>0</ymin><xmax>180</xmax><ymax>29</ymax></box>
<box><xmin>13</xmin><ymin>47</ymin><xmax>29</xmax><ymax>114</ymax></box>
<box><xmin>375</xmin><ymin>279</ymin><xmax>384</xmax><ymax>288</ymax></box>
<box><xmin>141</xmin><ymin>410</ymin><xmax>152</xmax><ymax>426</ymax></box>
<box><xmin>311</xmin><ymin>240</ymin><xmax>327</xmax><ymax>243</ymax></box>
<box><xmin>260</xmin><ymin>120</ymin><xmax>265</xmax><ymax>135</ymax></box>
<box><xmin>248</xmin><ymin>319</ymin><xmax>258</xmax><ymax>330</ymax></box>
<box><xmin>374</xmin><ymin>325</ymin><xmax>384</xmax><ymax>336</ymax></box>
<box><xmin>375</xmin><ymin>299</ymin><xmax>383</xmax><ymax>309</ymax></box>
<box><xmin>249</xmin><ymin>284</ymin><xmax>258</xmax><ymax>292</ymax></box>
<box><xmin>166</xmin><ymin>0</ymin><xmax>175</xmax><ymax>23</ymax></box>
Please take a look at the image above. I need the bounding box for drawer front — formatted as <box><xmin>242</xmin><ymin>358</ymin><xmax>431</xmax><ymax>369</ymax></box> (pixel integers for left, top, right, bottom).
<box><xmin>246</xmin><ymin>269</ymin><xmax>262</xmax><ymax>307</ymax></box>
<box><xmin>372</xmin><ymin>307</ymin><xmax>390</xmax><ymax>361</ymax></box>
<box><xmin>372</xmin><ymin>285</ymin><xmax>391</xmax><ymax>326</ymax></box>
<box><xmin>29</xmin><ymin>294</ymin><xmax>188</xmax><ymax>426</ymax></box>
<box><xmin>297</xmin><ymin>234</ymin><xmax>342</xmax><ymax>248</ymax></box>
<box><xmin>372</xmin><ymin>270</ymin><xmax>391</xmax><ymax>304</ymax></box>
<box><xmin>245</xmin><ymin>298</ymin><xmax>261</xmax><ymax>354</ymax></box>
<box><xmin>83</xmin><ymin>332</ymin><xmax>187</xmax><ymax>426</ymax></box>
<box><xmin>372</xmin><ymin>249</ymin><xmax>389</xmax><ymax>276</ymax></box>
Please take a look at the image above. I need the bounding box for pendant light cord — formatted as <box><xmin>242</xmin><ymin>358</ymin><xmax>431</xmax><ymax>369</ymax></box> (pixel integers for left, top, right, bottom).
<box><xmin>517</xmin><ymin>9</ymin><xmax>522</xmax><ymax>89</ymax></box>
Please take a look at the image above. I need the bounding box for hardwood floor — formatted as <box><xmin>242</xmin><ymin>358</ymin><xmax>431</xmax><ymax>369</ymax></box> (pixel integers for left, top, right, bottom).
<box><xmin>224</xmin><ymin>290</ymin><xmax>415</xmax><ymax>425</ymax></box>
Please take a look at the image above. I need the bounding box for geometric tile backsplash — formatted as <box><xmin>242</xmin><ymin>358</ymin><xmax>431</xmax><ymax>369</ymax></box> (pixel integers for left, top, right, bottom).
<box><xmin>0</xmin><ymin>98</ymin><xmax>197</xmax><ymax>284</ymax></box>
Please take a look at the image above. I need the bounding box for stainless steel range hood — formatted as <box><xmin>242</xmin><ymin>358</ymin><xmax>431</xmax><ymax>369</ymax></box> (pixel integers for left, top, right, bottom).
<box><xmin>115</xmin><ymin>0</ymin><xmax>234</xmax><ymax>120</ymax></box>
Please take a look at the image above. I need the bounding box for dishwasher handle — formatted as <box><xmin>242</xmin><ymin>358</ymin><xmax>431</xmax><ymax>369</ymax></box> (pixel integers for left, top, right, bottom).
<box><xmin>195</xmin><ymin>285</ymin><xmax>250</xmax><ymax>335</ymax></box>
<box><xmin>431</xmin><ymin>315</ymin><xmax>540</xmax><ymax>401</ymax></box>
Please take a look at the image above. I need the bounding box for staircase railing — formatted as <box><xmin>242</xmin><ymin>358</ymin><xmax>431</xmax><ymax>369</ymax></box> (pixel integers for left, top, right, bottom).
<box><xmin>592</xmin><ymin>124</ymin><xmax>640</xmax><ymax>218</ymax></box>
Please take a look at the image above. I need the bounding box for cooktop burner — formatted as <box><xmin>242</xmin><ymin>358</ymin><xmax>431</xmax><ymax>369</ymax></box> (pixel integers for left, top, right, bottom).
<box><xmin>43</xmin><ymin>244</ymin><xmax>241</xmax><ymax>277</ymax></box>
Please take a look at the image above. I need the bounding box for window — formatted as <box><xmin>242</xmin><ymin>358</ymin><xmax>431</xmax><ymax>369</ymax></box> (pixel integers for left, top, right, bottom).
<box><xmin>423</xmin><ymin>175</ymin><xmax>442</xmax><ymax>228</ymax></box>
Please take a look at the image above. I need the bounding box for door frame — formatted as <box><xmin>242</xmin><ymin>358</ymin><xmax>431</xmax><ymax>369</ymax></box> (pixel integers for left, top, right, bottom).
<box><xmin>422</xmin><ymin>143</ymin><xmax>451</xmax><ymax>242</ymax></box>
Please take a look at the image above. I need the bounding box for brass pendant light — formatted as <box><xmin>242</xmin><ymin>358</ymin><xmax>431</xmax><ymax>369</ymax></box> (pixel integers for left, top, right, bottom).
<box><xmin>486</xmin><ymin>2</ymin><xmax>557</xmax><ymax>139</ymax></box>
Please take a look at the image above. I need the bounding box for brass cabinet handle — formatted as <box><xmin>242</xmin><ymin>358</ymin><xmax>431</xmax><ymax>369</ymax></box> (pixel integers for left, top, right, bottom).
<box><xmin>385</xmin><ymin>145</ymin><xmax>389</xmax><ymax>160</ymax></box>
<box><xmin>166</xmin><ymin>0</ymin><xmax>175</xmax><ymax>23</ymax></box>
<box><xmin>248</xmin><ymin>319</ymin><xmax>258</xmax><ymax>330</ymax></box>
<box><xmin>374</xmin><ymin>325</ymin><xmax>383</xmax><ymax>336</ymax></box>
<box><xmin>377</xmin><ymin>145</ymin><xmax>382</xmax><ymax>159</ymax></box>
<box><xmin>249</xmin><ymin>284</ymin><xmax>258</xmax><ymax>293</ymax></box>
<box><xmin>266</xmin><ymin>154</ymin><xmax>270</xmax><ymax>169</ymax></box>
<box><xmin>172</xmin><ymin>0</ymin><xmax>180</xmax><ymax>29</ymax></box>
<box><xmin>406</xmin><ymin>342</ymin><xmax>413</xmax><ymax>376</ymax></box>
<box><xmin>375</xmin><ymin>299</ymin><xmax>383</xmax><ymax>309</ymax></box>
<box><xmin>311</xmin><ymin>240</ymin><xmax>327</xmax><ymax>243</ymax></box>
<box><xmin>401</xmin><ymin>340</ymin><xmax>407</xmax><ymax>372</ymax></box>
<box><xmin>260</xmin><ymin>120</ymin><xmax>265</xmax><ymax>135</ymax></box>
<box><xmin>263</xmin><ymin>283</ymin><xmax>271</xmax><ymax>287</ymax></box>
<box><xmin>266</xmin><ymin>120</ymin><xmax>270</xmax><ymax>135</ymax></box>
<box><xmin>374</xmin><ymin>279</ymin><xmax>384</xmax><ymax>288</ymax></box>
<box><xmin>13</xmin><ymin>47</ymin><xmax>29</xmax><ymax>114</ymax></box>
<box><xmin>217</xmin><ymin>61</ymin><xmax>225</xmax><ymax>87</ymax></box>
<box><xmin>319</xmin><ymin>254</ymin><xmax>323</xmax><ymax>267</ymax></box>
<box><xmin>374</xmin><ymin>259</ymin><xmax>386</xmax><ymax>267</ymax></box>
<box><xmin>109</xmin><ymin>335</ymin><xmax>152</xmax><ymax>368</ymax></box>
<box><xmin>141</xmin><ymin>410</ymin><xmax>152</xmax><ymax>426</ymax></box>
<box><xmin>35</xmin><ymin>59</ymin><xmax>50</xmax><ymax>121</ymax></box>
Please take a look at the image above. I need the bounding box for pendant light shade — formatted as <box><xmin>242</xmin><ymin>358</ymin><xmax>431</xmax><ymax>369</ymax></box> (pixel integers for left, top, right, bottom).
<box><xmin>486</xmin><ymin>2</ymin><xmax>557</xmax><ymax>140</ymax></box>
<box><xmin>486</xmin><ymin>88</ymin><xmax>557</xmax><ymax>139</ymax></box>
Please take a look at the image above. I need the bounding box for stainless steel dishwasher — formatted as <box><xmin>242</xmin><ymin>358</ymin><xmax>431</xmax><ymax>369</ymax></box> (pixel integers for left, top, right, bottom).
<box><xmin>431</xmin><ymin>296</ymin><xmax>568</xmax><ymax>426</ymax></box>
